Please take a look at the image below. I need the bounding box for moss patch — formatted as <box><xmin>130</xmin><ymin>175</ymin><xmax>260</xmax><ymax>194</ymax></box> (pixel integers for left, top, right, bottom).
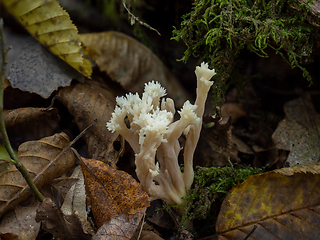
<box><xmin>181</xmin><ymin>162</ymin><xmax>264</xmax><ymax>236</ymax></box>
<box><xmin>172</xmin><ymin>0</ymin><xmax>319</xmax><ymax>107</ymax></box>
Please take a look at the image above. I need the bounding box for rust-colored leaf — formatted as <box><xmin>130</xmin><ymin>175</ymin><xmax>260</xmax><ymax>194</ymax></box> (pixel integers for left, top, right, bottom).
<box><xmin>216</xmin><ymin>162</ymin><xmax>320</xmax><ymax>239</ymax></box>
<box><xmin>58</xmin><ymin>80</ymin><xmax>124</xmax><ymax>167</ymax></box>
<box><xmin>78</xmin><ymin>156</ymin><xmax>150</xmax><ymax>228</ymax></box>
<box><xmin>79</xmin><ymin>31</ymin><xmax>191</xmax><ymax>107</ymax></box>
<box><xmin>0</xmin><ymin>133</ymin><xmax>75</xmax><ymax>218</ymax></box>
<box><xmin>4</xmin><ymin>106</ymin><xmax>60</xmax><ymax>143</ymax></box>
<box><xmin>93</xmin><ymin>209</ymin><xmax>146</xmax><ymax>240</ymax></box>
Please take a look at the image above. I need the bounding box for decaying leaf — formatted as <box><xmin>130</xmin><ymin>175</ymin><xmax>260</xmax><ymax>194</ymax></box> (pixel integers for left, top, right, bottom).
<box><xmin>78</xmin><ymin>156</ymin><xmax>150</xmax><ymax>228</ymax></box>
<box><xmin>79</xmin><ymin>31</ymin><xmax>191</xmax><ymax>107</ymax></box>
<box><xmin>36</xmin><ymin>198</ymin><xmax>91</xmax><ymax>240</ymax></box>
<box><xmin>0</xmin><ymin>197</ymin><xmax>40</xmax><ymax>240</ymax></box>
<box><xmin>6</xmin><ymin>34</ymin><xmax>82</xmax><ymax>98</ymax></box>
<box><xmin>272</xmin><ymin>97</ymin><xmax>320</xmax><ymax>166</ymax></box>
<box><xmin>195</xmin><ymin>115</ymin><xmax>239</xmax><ymax>167</ymax></box>
<box><xmin>61</xmin><ymin>166</ymin><xmax>94</xmax><ymax>235</ymax></box>
<box><xmin>0</xmin><ymin>133</ymin><xmax>75</xmax><ymax>218</ymax></box>
<box><xmin>93</xmin><ymin>209</ymin><xmax>146</xmax><ymax>240</ymax></box>
<box><xmin>58</xmin><ymin>80</ymin><xmax>124</xmax><ymax>167</ymax></box>
<box><xmin>4</xmin><ymin>106</ymin><xmax>60</xmax><ymax>143</ymax></box>
<box><xmin>216</xmin><ymin>162</ymin><xmax>320</xmax><ymax>239</ymax></box>
<box><xmin>2</xmin><ymin>0</ymin><xmax>92</xmax><ymax>77</ymax></box>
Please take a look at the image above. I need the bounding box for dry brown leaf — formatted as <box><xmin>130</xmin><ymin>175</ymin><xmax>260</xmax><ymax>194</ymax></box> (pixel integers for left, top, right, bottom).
<box><xmin>133</xmin><ymin>231</ymin><xmax>164</xmax><ymax>240</ymax></box>
<box><xmin>221</xmin><ymin>102</ymin><xmax>246</xmax><ymax>123</ymax></box>
<box><xmin>0</xmin><ymin>197</ymin><xmax>40</xmax><ymax>240</ymax></box>
<box><xmin>272</xmin><ymin>97</ymin><xmax>320</xmax><ymax>166</ymax></box>
<box><xmin>195</xmin><ymin>115</ymin><xmax>239</xmax><ymax>167</ymax></box>
<box><xmin>79</xmin><ymin>31</ymin><xmax>191</xmax><ymax>107</ymax></box>
<box><xmin>0</xmin><ymin>133</ymin><xmax>75</xmax><ymax>218</ymax></box>
<box><xmin>4</xmin><ymin>107</ymin><xmax>60</xmax><ymax>143</ymax></box>
<box><xmin>58</xmin><ymin>80</ymin><xmax>124</xmax><ymax>167</ymax></box>
<box><xmin>92</xmin><ymin>209</ymin><xmax>146</xmax><ymax>240</ymax></box>
<box><xmin>36</xmin><ymin>198</ymin><xmax>91</xmax><ymax>240</ymax></box>
<box><xmin>61</xmin><ymin>166</ymin><xmax>94</xmax><ymax>235</ymax></box>
<box><xmin>216</xmin><ymin>162</ymin><xmax>320</xmax><ymax>239</ymax></box>
<box><xmin>78</xmin><ymin>156</ymin><xmax>150</xmax><ymax>228</ymax></box>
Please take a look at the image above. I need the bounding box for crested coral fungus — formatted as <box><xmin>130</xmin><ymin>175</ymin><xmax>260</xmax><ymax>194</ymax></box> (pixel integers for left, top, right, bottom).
<box><xmin>107</xmin><ymin>62</ymin><xmax>215</xmax><ymax>205</ymax></box>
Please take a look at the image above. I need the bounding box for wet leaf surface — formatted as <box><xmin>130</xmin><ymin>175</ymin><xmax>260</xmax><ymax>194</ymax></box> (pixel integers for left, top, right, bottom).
<box><xmin>78</xmin><ymin>156</ymin><xmax>150</xmax><ymax>228</ymax></box>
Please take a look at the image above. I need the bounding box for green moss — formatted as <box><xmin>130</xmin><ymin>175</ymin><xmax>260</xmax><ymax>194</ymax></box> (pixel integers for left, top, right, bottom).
<box><xmin>172</xmin><ymin>0</ymin><xmax>319</xmax><ymax>107</ymax></box>
<box><xmin>180</xmin><ymin>162</ymin><xmax>264</xmax><ymax>235</ymax></box>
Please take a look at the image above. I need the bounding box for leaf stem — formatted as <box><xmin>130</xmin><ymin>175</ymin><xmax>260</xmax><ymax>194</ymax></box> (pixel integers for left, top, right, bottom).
<box><xmin>0</xmin><ymin>19</ymin><xmax>44</xmax><ymax>202</ymax></box>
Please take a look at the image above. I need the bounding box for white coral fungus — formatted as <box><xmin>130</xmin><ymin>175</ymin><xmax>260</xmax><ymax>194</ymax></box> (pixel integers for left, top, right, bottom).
<box><xmin>107</xmin><ymin>63</ymin><xmax>215</xmax><ymax>205</ymax></box>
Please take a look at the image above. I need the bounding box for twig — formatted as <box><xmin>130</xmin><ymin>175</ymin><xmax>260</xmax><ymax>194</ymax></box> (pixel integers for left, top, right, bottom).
<box><xmin>0</xmin><ymin>19</ymin><xmax>45</xmax><ymax>202</ymax></box>
<box><xmin>122</xmin><ymin>0</ymin><xmax>161</xmax><ymax>36</ymax></box>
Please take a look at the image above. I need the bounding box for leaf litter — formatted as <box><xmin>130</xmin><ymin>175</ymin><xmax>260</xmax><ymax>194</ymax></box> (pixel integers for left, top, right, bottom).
<box><xmin>2</xmin><ymin>4</ymin><xmax>320</xmax><ymax>239</ymax></box>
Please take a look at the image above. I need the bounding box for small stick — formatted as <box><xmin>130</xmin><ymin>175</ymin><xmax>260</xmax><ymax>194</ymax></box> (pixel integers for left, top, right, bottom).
<box><xmin>122</xmin><ymin>0</ymin><xmax>161</xmax><ymax>36</ymax></box>
<box><xmin>0</xmin><ymin>19</ymin><xmax>45</xmax><ymax>202</ymax></box>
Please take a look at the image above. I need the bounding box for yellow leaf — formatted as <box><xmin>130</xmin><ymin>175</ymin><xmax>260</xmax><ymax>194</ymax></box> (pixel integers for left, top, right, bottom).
<box><xmin>216</xmin><ymin>162</ymin><xmax>320</xmax><ymax>239</ymax></box>
<box><xmin>2</xmin><ymin>0</ymin><xmax>92</xmax><ymax>77</ymax></box>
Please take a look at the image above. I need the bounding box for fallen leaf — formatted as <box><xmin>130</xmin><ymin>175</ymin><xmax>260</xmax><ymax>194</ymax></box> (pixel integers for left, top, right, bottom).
<box><xmin>0</xmin><ymin>133</ymin><xmax>76</xmax><ymax>218</ymax></box>
<box><xmin>79</xmin><ymin>31</ymin><xmax>191</xmax><ymax>107</ymax></box>
<box><xmin>272</xmin><ymin>97</ymin><xmax>320</xmax><ymax>166</ymax></box>
<box><xmin>4</xmin><ymin>106</ymin><xmax>60</xmax><ymax>143</ymax></box>
<box><xmin>221</xmin><ymin>102</ymin><xmax>246</xmax><ymax>123</ymax></box>
<box><xmin>132</xmin><ymin>230</ymin><xmax>164</xmax><ymax>240</ymax></box>
<box><xmin>92</xmin><ymin>209</ymin><xmax>146</xmax><ymax>240</ymax></box>
<box><xmin>0</xmin><ymin>197</ymin><xmax>40</xmax><ymax>240</ymax></box>
<box><xmin>78</xmin><ymin>156</ymin><xmax>150</xmax><ymax>228</ymax></box>
<box><xmin>2</xmin><ymin>0</ymin><xmax>92</xmax><ymax>77</ymax></box>
<box><xmin>61</xmin><ymin>166</ymin><xmax>94</xmax><ymax>235</ymax></box>
<box><xmin>41</xmin><ymin>176</ymin><xmax>79</xmax><ymax>208</ymax></box>
<box><xmin>5</xmin><ymin>34</ymin><xmax>82</xmax><ymax>98</ymax></box>
<box><xmin>36</xmin><ymin>198</ymin><xmax>91</xmax><ymax>240</ymax></box>
<box><xmin>216</xmin><ymin>162</ymin><xmax>320</xmax><ymax>239</ymax></box>
<box><xmin>58</xmin><ymin>80</ymin><xmax>124</xmax><ymax>167</ymax></box>
<box><xmin>195</xmin><ymin>115</ymin><xmax>239</xmax><ymax>167</ymax></box>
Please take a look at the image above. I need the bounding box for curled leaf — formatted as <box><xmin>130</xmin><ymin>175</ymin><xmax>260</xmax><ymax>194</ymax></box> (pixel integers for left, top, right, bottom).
<box><xmin>4</xmin><ymin>106</ymin><xmax>60</xmax><ymax>142</ymax></box>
